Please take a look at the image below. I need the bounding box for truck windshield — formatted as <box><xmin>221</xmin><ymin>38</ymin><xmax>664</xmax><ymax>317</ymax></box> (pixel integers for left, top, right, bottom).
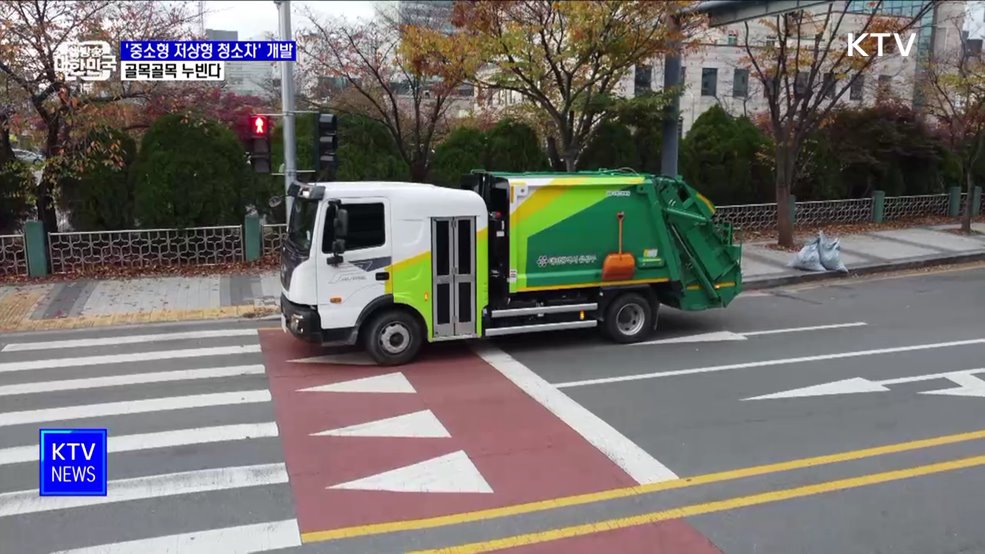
<box><xmin>287</xmin><ymin>198</ymin><xmax>320</xmax><ymax>254</ymax></box>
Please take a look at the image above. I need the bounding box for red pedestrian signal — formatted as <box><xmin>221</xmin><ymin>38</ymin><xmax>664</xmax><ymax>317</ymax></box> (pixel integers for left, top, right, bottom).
<box><xmin>250</xmin><ymin>115</ymin><xmax>269</xmax><ymax>138</ymax></box>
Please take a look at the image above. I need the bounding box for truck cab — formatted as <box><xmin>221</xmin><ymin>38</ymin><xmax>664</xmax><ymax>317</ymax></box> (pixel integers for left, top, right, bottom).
<box><xmin>280</xmin><ymin>181</ymin><xmax>488</xmax><ymax>365</ymax></box>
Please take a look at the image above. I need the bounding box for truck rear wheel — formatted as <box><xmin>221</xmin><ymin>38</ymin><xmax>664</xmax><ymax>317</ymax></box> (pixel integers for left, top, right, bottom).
<box><xmin>364</xmin><ymin>309</ymin><xmax>422</xmax><ymax>366</ymax></box>
<box><xmin>603</xmin><ymin>293</ymin><xmax>656</xmax><ymax>344</ymax></box>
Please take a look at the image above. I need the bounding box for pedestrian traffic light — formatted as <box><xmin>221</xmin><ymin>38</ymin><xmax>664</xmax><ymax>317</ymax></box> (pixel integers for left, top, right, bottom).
<box><xmin>248</xmin><ymin>114</ymin><xmax>271</xmax><ymax>174</ymax></box>
<box><xmin>315</xmin><ymin>112</ymin><xmax>338</xmax><ymax>178</ymax></box>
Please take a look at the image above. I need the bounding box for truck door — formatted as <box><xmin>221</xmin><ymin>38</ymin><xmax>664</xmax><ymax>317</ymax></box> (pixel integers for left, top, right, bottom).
<box><xmin>431</xmin><ymin>217</ymin><xmax>476</xmax><ymax>338</ymax></box>
<box><xmin>316</xmin><ymin>198</ymin><xmax>391</xmax><ymax>331</ymax></box>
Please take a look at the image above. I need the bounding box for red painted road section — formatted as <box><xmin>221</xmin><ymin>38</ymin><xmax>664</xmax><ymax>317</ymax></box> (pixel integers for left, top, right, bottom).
<box><xmin>259</xmin><ymin>329</ymin><xmax>719</xmax><ymax>554</ymax></box>
<box><xmin>259</xmin><ymin>330</ymin><xmax>636</xmax><ymax>533</ymax></box>
<box><xmin>491</xmin><ymin>520</ymin><xmax>724</xmax><ymax>554</ymax></box>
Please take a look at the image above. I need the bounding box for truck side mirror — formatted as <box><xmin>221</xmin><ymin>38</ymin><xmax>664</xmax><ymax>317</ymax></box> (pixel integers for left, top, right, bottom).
<box><xmin>334</xmin><ymin>208</ymin><xmax>349</xmax><ymax>238</ymax></box>
<box><xmin>329</xmin><ymin>238</ymin><xmax>346</xmax><ymax>265</ymax></box>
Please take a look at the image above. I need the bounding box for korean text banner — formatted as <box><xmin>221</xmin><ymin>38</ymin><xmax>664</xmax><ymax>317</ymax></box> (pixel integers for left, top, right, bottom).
<box><xmin>121</xmin><ymin>41</ymin><xmax>296</xmax><ymax>61</ymax></box>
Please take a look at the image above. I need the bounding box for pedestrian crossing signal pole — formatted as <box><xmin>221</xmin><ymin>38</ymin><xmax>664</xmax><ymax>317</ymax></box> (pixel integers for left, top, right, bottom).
<box><xmin>275</xmin><ymin>0</ymin><xmax>297</xmax><ymax>218</ymax></box>
<box><xmin>315</xmin><ymin>113</ymin><xmax>338</xmax><ymax>180</ymax></box>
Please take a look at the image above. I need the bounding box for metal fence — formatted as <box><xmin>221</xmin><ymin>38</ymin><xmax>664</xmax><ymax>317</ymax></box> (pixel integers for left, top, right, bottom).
<box><xmin>262</xmin><ymin>224</ymin><xmax>286</xmax><ymax>256</ymax></box>
<box><xmin>0</xmin><ymin>234</ymin><xmax>27</xmax><ymax>277</ymax></box>
<box><xmin>715</xmin><ymin>193</ymin><xmax>951</xmax><ymax>231</ymax></box>
<box><xmin>48</xmin><ymin>226</ymin><xmax>243</xmax><ymax>275</ymax></box>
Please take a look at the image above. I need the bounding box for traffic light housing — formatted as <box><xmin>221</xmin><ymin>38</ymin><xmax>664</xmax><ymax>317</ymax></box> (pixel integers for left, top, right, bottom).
<box><xmin>248</xmin><ymin>114</ymin><xmax>271</xmax><ymax>174</ymax></box>
<box><xmin>315</xmin><ymin>112</ymin><xmax>338</xmax><ymax>178</ymax></box>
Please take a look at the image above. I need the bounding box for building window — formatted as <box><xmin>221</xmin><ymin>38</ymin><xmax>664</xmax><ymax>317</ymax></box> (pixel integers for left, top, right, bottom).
<box><xmin>732</xmin><ymin>68</ymin><xmax>749</xmax><ymax>98</ymax></box>
<box><xmin>634</xmin><ymin>64</ymin><xmax>653</xmax><ymax>97</ymax></box>
<box><xmin>877</xmin><ymin>74</ymin><xmax>892</xmax><ymax>100</ymax></box>
<box><xmin>850</xmin><ymin>75</ymin><xmax>864</xmax><ymax>101</ymax></box>
<box><xmin>795</xmin><ymin>71</ymin><xmax>809</xmax><ymax>97</ymax></box>
<box><xmin>680</xmin><ymin>66</ymin><xmax>686</xmax><ymax>85</ymax></box>
<box><xmin>701</xmin><ymin>67</ymin><xmax>718</xmax><ymax>97</ymax></box>
<box><xmin>822</xmin><ymin>72</ymin><xmax>835</xmax><ymax>98</ymax></box>
<box><xmin>727</xmin><ymin>32</ymin><xmax>738</xmax><ymax>46</ymax></box>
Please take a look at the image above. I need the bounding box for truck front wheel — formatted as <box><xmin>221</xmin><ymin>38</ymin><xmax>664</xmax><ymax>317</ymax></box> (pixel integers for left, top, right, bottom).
<box><xmin>364</xmin><ymin>309</ymin><xmax>423</xmax><ymax>366</ymax></box>
<box><xmin>603</xmin><ymin>293</ymin><xmax>656</xmax><ymax>344</ymax></box>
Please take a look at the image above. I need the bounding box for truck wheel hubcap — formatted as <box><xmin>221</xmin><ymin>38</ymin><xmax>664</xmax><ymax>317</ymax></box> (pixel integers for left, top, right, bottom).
<box><xmin>615</xmin><ymin>304</ymin><xmax>645</xmax><ymax>336</ymax></box>
<box><xmin>379</xmin><ymin>322</ymin><xmax>410</xmax><ymax>355</ymax></box>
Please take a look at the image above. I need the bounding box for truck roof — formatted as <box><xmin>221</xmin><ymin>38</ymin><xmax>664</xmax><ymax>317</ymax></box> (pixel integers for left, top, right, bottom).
<box><xmin>310</xmin><ymin>180</ymin><xmax>486</xmax><ymax>217</ymax></box>
<box><xmin>481</xmin><ymin>170</ymin><xmax>652</xmax><ymax>187</ymax></box>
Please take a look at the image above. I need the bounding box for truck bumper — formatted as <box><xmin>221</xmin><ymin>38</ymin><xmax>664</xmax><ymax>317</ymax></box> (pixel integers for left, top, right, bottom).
<box><xmin>280</xmin><ymin>294</ymin><xmax>359</xmax><ymax>346</ymax></box>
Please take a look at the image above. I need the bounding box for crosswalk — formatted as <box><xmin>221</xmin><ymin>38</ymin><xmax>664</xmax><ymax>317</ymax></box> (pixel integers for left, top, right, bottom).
<box><xmin>0</xmin><ymin>324</ymin><xmax>301</xmax><ymax>554</ymax></box>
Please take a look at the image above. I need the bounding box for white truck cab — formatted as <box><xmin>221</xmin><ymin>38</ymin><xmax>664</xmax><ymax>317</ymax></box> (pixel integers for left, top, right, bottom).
<box><xmin>279</xmin><ymin>181</ymin><xmax>487</xmax><ymax>365</ymax></box>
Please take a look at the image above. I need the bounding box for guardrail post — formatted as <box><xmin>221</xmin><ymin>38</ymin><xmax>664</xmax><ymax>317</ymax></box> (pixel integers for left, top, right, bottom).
<box><xmin>872</xmin><ymin>190</ymin><xmax>885</xmax><ymax>223</ymax></box>
<box><xmin>789</xmin><ymin>194</ymin><xmax>797</xmax><ymax>225</ymax></box>
<box><xmin>973</xmin><ymin>186</ymin><xmax>982</xmax><ymax>217</ymax></box>
<box><xmin>244</xmin><ymin>215</ymin><xmax>261</xmax><ymax>261</ymax></box>
<box><xmin>23</xmin><ymin>220</ymin><xmax>48</xmax><ymax>277</ymax></box>
<box><xmin>948</xmin><ymin>186</ymin><xmax>962</xmax><ymax>217</ymax></box>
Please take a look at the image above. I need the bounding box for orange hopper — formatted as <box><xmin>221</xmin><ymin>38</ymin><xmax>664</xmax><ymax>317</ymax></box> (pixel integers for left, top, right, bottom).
<box><xmin>601</xmin><ymin>212</ymin><xmax>636</xmax><ymax>281</ymax></box>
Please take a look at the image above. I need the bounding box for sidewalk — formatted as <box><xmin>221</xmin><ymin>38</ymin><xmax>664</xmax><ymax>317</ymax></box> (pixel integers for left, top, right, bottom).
<box><xmin>1</xmin><ymin>222</ymin><xmax>983</xmax><ymax>332</ymax></box>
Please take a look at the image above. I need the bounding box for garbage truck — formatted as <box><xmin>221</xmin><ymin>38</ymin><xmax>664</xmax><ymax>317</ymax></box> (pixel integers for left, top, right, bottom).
<box><xmin>279</xmin><ymin>170</ymin><xmax>742</xmax><ymax>365</ymax></box>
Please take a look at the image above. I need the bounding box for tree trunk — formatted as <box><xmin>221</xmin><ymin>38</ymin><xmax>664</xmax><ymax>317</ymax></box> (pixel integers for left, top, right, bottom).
<box><xmin>546</xmin><ymin>136</ymin><xmax>564</xmax><ymax>171</ymax></box>
<box><xmin>409</xmin><ymin>158</ymin><xmax>429</xmax><ymax>183</ymax></box>
<box><xmin>963</xmin><ymin>168</ymin><xmax>974</xmax><ymax>233</ymax></box>
<box><xmin>774</xmin><ymin>142</ymin><xmax>795</xmax><ymax>248</ymax></box>
<box><xmin>564</xmin><ymin>154</ymin><xmax>576</xmax><ymax>172</ymax></box>
<box><xmin>37</xmin><ymin>120</ymin><xmax>60</xmax><ymax>233</ymax></box>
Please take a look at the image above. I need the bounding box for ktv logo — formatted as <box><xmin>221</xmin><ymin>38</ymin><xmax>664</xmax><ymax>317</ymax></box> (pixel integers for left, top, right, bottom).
<box><xmin>846</xmin><ymin>33</ymin><xmax>917</xmax><ymax>57</ymax></box>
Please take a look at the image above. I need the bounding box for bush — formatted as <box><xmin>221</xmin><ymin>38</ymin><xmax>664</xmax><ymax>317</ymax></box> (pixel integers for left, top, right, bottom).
<box><xmin>577</xmin><ymin>122</ymin><xmax>638</xmax><ymax>171</ymax></box>
<box><xmin>56</xmin><ymin>127</ymin><xmax>136</xmax><ymax>231</ymax></box>
<box><xmin>0</xmin><ymin>159</ymin><xmax>33</xmax><ymax>233</ymax></box>
<box><xmin>132</xmin><ymin>114</ymin><xmax>255</xmax><ymax>228</ymax></box>
<box><xmin>485</xmin><ymin>120</ymin><xmax>549</xmax><ymax>172</ymax></box>
<box><xmin>680</xmin><ymin>106</ymin><xmax>773</xmax><ymax>204</ymax></box>
<box><xmin>336</xmin><ymin>115</ymin><xmax>409</xmax><ymax>181</ymax></box>
<box><xmin>430</xmin><ymin>126</ymin><xmax>486</xmax><ymax>187</ymax></box>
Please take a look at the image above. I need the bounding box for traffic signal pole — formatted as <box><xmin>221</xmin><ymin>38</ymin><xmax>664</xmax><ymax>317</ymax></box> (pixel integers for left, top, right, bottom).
<box><xmin>275</xmin><ymin>0</ymin><xmax>297</xmax><ymax>218</ymax></box>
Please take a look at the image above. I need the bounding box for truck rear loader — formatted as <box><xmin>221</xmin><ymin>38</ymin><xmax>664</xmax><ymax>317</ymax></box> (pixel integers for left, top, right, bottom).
<box><xmin>279</xmin><ymin>170</ymin><xmax>743</xmax><ymax>365</ymax></box>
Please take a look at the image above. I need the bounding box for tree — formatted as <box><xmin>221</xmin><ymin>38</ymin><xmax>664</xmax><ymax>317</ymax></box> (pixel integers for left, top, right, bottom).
<box><xmin>0</xmin><ymin>0</ymin><xmax>193</xmax><ymax>233</ymax></box>
<box><xmin>437</xmin><ymin>0</ymin><xmax>698</xmax><ymax>172</ymax></box>
<box><xmin>740</xmin><ymin>1</ymin><xmax>933</xmax><ymax>246</ymax></box>
<box><xmin>680</xmin><ymin>105</ymin><xmax>773</xmax><ymax>204</ymax></box>
<box><xmin>430</xmin><ymin>126</ymin><xmax>486</xmax><ymax>187</ymax></box>
<box><xmin>336</xmin><ymin>114</ymin><xmax>411</xmax><ymax>181</ymax></box>
<box><xmin>131</xmin><ymin>114</ymin><xmax>254</xmax><ymax>228</ymax></box>
<box><xmin>56</xmin><ymin>126</ymin><xmax>136</xmax><ymax>230</ymax></box>
<box><xmin>301</xmin><ymin>9</ymin><xmax>477</xmax><ymax>182</ymax></box>
<box><xmin>0</xmin><ymin>160</ymin><xmax>33</xmax><ymax>233</ymax></box>
<box><xmin>921</xmin><ymin>9</ymin><xmax>985</xmax><ymax>233</ymax></box>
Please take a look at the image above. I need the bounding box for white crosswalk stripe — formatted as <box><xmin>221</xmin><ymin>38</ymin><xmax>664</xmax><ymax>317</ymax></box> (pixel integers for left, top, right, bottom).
<box><xmin>0</xmin><ymin>325</ymin><xmax>300</xmax><ymax>553</ymax></box>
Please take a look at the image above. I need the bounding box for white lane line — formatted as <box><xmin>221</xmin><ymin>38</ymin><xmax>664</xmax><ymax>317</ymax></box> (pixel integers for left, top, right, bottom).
<box><xmin>0</xmin><ymin>345</ymin><xmax>261</xmax><ymax>374</ymax></box>
<box><xmin>740</xmin><ymin>321</ymin><xmax>868</xmax><ymax>336</ymax></box>
<box><xmin>0</xmin><ymin>422</ymin><xmax>280</xmax><ymax>465</ymax></box>
<box><xmin>1</xmin><ymin>329</ymin><xmax>258</xmax><ymax>352</ymax></box>
<box><xmin>0</xmin><ymin>390</ymin><xmax>271</xmax><ymax>427</ymax></box>
<box><xmin>554</xmin><ymin>337</ymin><xmax>985</xmax><ymax>389</ymax></box>
<box><xmin>0</xmin><ymin>365</ymin><xmax>266</xmax><ymax>397</ymax></box>
<box><xmin>0</xmin><ymin>463</ymin><xmax>288</xmax><ymax>517</ymax></box>
<box><xmin>51</xmin><ymin>519</ymin><xmax>301</xmax><ymax>554</ymax></box>
<box><xmin>329</xmin><ymin>450</ymin><xmax>493</xmax><ymax>493</ymax></box>
<box><xmin>311</xmin><ymin>409</ymin><xmax>450</xmax><ymax>438</ymax></box>
<box><xmin>473</xmin><ymin>344</ymin><xmax>678</xmax><ymax>484</ymax></box>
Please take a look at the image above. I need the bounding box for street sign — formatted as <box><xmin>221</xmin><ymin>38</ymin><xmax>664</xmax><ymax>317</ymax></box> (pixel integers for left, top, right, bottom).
<box><xmin>745</xmin><ymin>368</ymin><xmax>985</xmax><ymax>401</ymax></box>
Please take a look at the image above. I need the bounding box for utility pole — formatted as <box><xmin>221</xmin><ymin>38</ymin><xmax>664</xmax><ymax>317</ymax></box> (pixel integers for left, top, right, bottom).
<box><xmin>275</xmin><ymin>0</ymin><xmax>297</xmax><ymax>218</ymax></box>
<box><xmin>660</xmin><ymin>15</ymin><xmax>682</xmax><ymax>179</ymax></box>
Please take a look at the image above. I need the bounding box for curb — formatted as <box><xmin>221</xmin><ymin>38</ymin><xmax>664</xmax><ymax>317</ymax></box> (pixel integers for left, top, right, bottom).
<box><xmin>744</xmin><ymin>251</ymin><xmax>985</xmax><ymax>291</ymax></box>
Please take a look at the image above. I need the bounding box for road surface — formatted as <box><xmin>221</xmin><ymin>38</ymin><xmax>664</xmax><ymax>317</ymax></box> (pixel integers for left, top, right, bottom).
<box><xmin>0</xmin><ymin>264</ymin><xmax>983</xmax><ymax>553</ymax></box>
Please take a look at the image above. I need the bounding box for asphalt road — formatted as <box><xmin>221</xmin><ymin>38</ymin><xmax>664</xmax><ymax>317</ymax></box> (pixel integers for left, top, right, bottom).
<box><xmin>0</xmin><ymin>265</ymin><xmax>982</xmax><ymax>553</ymax></box>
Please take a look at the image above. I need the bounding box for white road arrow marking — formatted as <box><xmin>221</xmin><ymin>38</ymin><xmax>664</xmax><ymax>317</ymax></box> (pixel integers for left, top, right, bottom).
<box><xmin>328</xmin><ymin>450</ymin><xmax>493</xmax><ymax>493</ymax></box>
<box><xmin>635</xmin><ymin>331</ymin><xmax>746</xmax><ymax>345</ymax></box>
<box><xmin>746</xmin><ymin>377</ymin><xmax>890</xmax><ymax>400</ymax></box>
<box><xmin>634</xmin><ymin>322</ymin><xmax>868</xmax><ymax>346</ymax></box>
<box><xmin>296</xmin><ymin>372</ymin><xmax>415</xmax><ymax>394</ymax></box>
<box><xmin>747</xmin><ymin>368</ymin><xmax>985</xmax><ymax>401</ymax></box>
<box><xmin>311</xmin><ymin>410</ymin><xmax>450</xmax><ymax>438</ymax></box>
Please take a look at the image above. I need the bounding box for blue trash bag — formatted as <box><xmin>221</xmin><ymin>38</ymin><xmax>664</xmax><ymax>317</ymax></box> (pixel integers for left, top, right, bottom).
<box><xmin>818</xmin><ymin>230</ymin><xmax>848</xmax><ymax>272</ymax></box>
<box><xmin>789</xmin><ymin>234</ymin><xmax>826</xmax><ymax>272</ymax></box>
